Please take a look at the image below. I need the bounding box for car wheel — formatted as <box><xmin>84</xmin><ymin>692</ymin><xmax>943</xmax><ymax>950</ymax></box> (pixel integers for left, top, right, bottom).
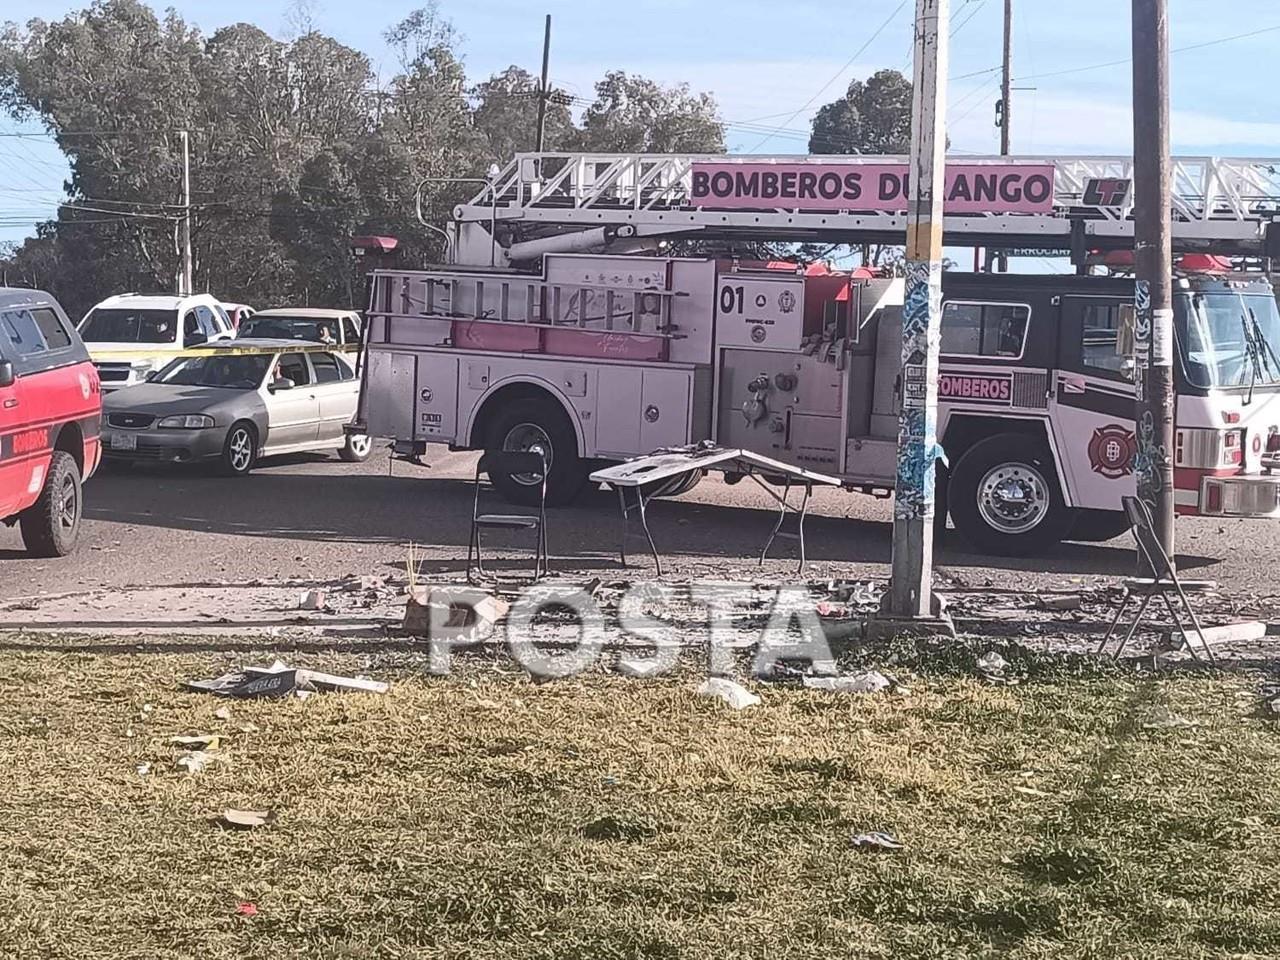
<box><xmin>19</xmin><ymin>451</ymin><xmax>82</xmax><ymax>558</ymax></box>
<box><xmin>485</xmin><ymin>397</ymin><xmax>586</xmax><ymax>507</ymax></box>
<box><xmin>218</xmin><ymin>422</ymin><xmax>257</xmax><ymax>477</ymax></box>
<box><xmin>949</xmin><ymin>434</ymin><xmax>1069</xmax><ymax>556</ymax></box>
<box><xmin>340</xmin><ymin>432</ymin><xmax>373</xmax><ymax>462</ymax></box>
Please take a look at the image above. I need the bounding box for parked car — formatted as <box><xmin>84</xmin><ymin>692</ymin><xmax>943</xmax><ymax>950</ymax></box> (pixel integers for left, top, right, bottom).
<box><xmin>0</xmin><ymin>288</ymin><xmax>102</xmax><ymax>556</ymax></box>
<box><xmin>221</xmin><ymin>302</ymin><xmax>256</xmax><ymax>329</ymax></box>
<box><xmin>100</xmin><ymin>339</ymin><xmax>371</xmax><ymax>475</ymax></box>
<box><xmin>237</xmin><ymin>308</ymin><xmax>363</xmax><ymax>350</ymax></box>
<box><xmin>79</xmin><ymin>292</ymin><xmax>235</xmax><ymax>391</ymax></box>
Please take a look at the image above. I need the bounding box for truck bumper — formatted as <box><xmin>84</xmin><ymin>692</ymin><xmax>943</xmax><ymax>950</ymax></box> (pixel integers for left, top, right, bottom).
<box><xmin>1201</xmin><ymin>474</ymin><xmax>1280</xmax><ymax>518</ymax></box>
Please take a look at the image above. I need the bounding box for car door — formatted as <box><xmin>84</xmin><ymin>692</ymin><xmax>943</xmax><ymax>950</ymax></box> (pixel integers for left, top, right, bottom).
<box><xmin>1049</xmin><ymin>296</ymin><xmax>1138</xmax><ymax>510</ymax></box>
<box><xmin>262</xmin><ymin>352</ymin><xmax>321</xmax><ymax>449</ymax></box>
<box><xmin>309</xmin><ymin>351</ymin><xmax>358</xmax><ymax>443</ymax></box>
<box><xmin>0</xmin><ymin>336</ymin><xmax>27</xmax><ymax>518</ymax></box>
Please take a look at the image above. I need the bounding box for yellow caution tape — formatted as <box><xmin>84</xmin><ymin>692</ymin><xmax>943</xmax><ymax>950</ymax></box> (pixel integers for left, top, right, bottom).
<box><xmin>89</xmin><ymin>343</ymin><xmax>360</xmax><ymax>360</ymax></box>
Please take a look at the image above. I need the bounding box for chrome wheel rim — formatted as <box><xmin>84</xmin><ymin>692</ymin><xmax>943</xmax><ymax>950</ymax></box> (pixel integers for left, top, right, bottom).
<box><xmin>348</xmin><ymin>434</ymin><xmax>372</xmax><ymax>457</ymax></box>
<box><xmin>502</xmin><ymin>423</ymin><xmax>551</xmax><ymax>486</ymax></box>
<box><xmin>228</xmin><ymin>428</ymin><xmax>253</xmax><ymax>472</ymax></box>
<box><xmin>977</xmin><ymin>461</ymin><xmax>1050</xmax><ymax>535</ymax></box>
<box><xmin>58</xmin><ymin>474</ymin><xmax>78</xmax><ymax>531</ymax></box>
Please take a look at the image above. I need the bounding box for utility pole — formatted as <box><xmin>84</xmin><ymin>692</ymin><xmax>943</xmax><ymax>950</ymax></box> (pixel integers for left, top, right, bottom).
<box><xmin>534</xmin><ymin>15</ymin><xmax>552</xmax><ymax>152</ymax></box>
<box><xmin>179</xmin><ymin>129</ymin><xmax>193</xmax><ymax>297</ymax></box>
<box><xmin>999</xmin><ymin>0</ymin><xmax>1012</xmax><ymax>156</ymax></box>
<box><xmin>1132</xmin><ymin>0</ymin><xmax>1176</xmax><ymax>558</ymax></box>
<box><xmin>889</xmin><ymin>0</ymin><xmax>949</xmax><ymax>620</ymax></box>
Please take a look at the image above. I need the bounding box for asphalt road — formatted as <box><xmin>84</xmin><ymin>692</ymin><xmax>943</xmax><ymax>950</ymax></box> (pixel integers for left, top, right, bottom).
<box><xmin>0</xmin><ymin>447</ymin><xmax>1272</xmax><ymax>601</ymax></box>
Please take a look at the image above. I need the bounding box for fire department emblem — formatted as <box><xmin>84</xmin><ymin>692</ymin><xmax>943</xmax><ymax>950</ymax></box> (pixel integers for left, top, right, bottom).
<box><xmin>778</xmin><ymin>290</ymin><xmax>797</xmax><ymax>313</ymax></box>
<box><xmin>1088</xmin><ymin>424</ymin><xmax>1137</xmax><ymax>479</ymax></box>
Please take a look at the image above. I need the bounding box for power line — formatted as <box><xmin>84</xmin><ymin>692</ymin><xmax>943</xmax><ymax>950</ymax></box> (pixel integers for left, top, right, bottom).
<box><xmin>749</xmin><ymin>0</ymin><xmax>911</xmax><ymax>151</ymax></box>
<box><xmin>1013</xmin><ymin>22</ymin><xmax>1280</xmax><ymax>83</ymax></box>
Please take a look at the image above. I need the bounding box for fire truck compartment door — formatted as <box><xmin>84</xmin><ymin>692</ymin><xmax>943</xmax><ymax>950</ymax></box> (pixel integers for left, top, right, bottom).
<box><xmin>593</xmin><ymin>367</ymin><xmax>693</xmax><ymax>457</ymax></box>
<box><xmin>414</xmin><ymin>354</ymin><xmax>459</xmax><ymax>441</ymax></box>
<box><xmin>365</xmin><ymin>351</ymin><xmax>422</xmax><ymax>441</ymax></box>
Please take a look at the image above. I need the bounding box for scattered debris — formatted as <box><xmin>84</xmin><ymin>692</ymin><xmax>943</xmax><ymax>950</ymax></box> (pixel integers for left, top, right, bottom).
<box><xmin>1143</xmin><ymin>705</ymin><xmax>1199</xmax><ymax>729</ymax></box>
<box><xmin>297</xmin><ymin>589</ymin><xmax>327</xmax><ymax>611</ymax></box>
<box><xmin>171</xmin><ymin>734</ymin><xmax>221</xmax><ymax>750</ymax></box>
<box><xmin>1013</xmin><ymin>785</ymin><xmax>1051</xmax><ymax>798</ymax></box>
<box><xmin>852</xmin><ymin>831</ymin><xmax>903</xmax><ymax>851</ymax></box>
<box><xmin>977</xmin><ymin>651</ymin><xmax>1013</xmax><ymax>683</ymax></box>
<box><xmin>1038</xmin><ymin>594</ymin><xmax>1083</xmax><ymax>612</ymax></box>
<box><xmin>803</xmin><ymin>671</ymin><xmax>892</xmax><ymax>694</ymax></box>
<box><xmin>135</xmin><ymin>762</ymin><xmax>151</xmax><ymax>776</ymax></box>
<box><xmin>235</xmin><ymin>902</ymin><xmax>258</xmax><ymax>918</ymax></box>
<box><xmin>343</xmin><ymin>575</ymin><xmax>386</xmax><ymax>593</ymax></box>
<box><xmin>403</xmin><ymin>586</ymin><xmax>510</xmax><ymax>640</ymax></box>
<box><xmin>617</xmin><ymin>659</ymin><xmax>668</xmax><ymax>679</ymax></box>
<box><xmin>214</xmin><ymin>706</ymin><xmax>233</xmax><ymax>721</ymax></box>
<box><xmin>696</xmin><ymin>677</ymin><xmax>761</xmax><ymax>710</ymax></box>
<box><xmin>1164</xmin><ymin>621</ymin><xmax>1267</xmax><ymax>648</ymax></box>
<box><xmin>218</xmin><ymin>808</ymin><xmax>276</xmax><ymax>830</ymax></box>
<box><xmin>175</xmin><ymin>750</ymin><xmax>227</xmax><ymax>775</ymax></box>
<box><xmin>186</xmin><ymin>660</ymin><xmax>388</xmax><ymax>699</ymax></box>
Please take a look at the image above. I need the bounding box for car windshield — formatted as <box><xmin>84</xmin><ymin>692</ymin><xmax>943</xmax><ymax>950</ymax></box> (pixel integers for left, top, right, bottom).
<box><xmin>155</xmin><ymin>354</ymin><xmax>272</xmax><ymax>389</ymax></box>
<box><xmin>81</xmin><ymin>307</ymin><xmax>178</xmax><ymax>344</ymax></box>
<box><xmin>1176</xmin><ymin>291</ymin><xmax>1280</xmax><ymax>389</ymax></box>
<box><xmin>239</xmin><ymin>315</ymin><xmax>339</xmax><ymax>342</ymax></box>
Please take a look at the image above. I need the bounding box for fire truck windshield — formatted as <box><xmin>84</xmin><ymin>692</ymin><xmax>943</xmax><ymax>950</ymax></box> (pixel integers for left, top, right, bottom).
<box><xmin>1176</xmin><ymin>290</ymin><xmax>1280</xmax><ymax>390</ymax></box>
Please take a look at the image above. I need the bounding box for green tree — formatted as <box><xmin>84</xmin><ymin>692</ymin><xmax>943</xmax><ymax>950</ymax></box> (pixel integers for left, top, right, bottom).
<box><xmin>472</xmin><ymin>65</ymin><xmax>573</xmax><ymax>161</ymax></box>
<box><xmin>808</xmin><ymin>68</ymin><xmax>912</xmax><ymax>154</ymax></box>
<box><xmin>578</xmin><ymin>71</ymin><xmax>724</xmax><ymax>153</ymax></box>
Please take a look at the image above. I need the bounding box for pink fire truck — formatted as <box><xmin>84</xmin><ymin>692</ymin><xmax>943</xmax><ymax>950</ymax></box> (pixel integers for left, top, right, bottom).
<box><xmin>353</xmin><ymin>153</ymin><xmax>1280</xmax><ymax>555</ymax></box>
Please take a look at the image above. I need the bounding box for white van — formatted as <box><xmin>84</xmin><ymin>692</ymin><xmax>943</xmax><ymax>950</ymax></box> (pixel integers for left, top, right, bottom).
<box><xmin>79</xmin><ymin>293</ymin><xmax>235</xmax><ymax>391</ymax></box>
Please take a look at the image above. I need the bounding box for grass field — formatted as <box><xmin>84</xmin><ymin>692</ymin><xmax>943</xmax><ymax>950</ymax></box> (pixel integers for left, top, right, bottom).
<box><xmin>1</xmin><ymin>642</ymin><xmax>1279</xmax><ymax>959</ymax></box>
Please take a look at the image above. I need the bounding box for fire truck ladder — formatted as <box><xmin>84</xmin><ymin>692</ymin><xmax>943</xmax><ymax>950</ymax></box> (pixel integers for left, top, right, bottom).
<box><xmin>450</xmin><ymin>152</ymin><xmax>1280</xmax><ymax>262</ymax></box>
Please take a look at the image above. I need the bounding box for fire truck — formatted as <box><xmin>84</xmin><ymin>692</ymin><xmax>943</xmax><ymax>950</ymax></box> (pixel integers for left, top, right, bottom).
<box><xmin>353</xmin><ymin>153</ymin><xmax>1280</xmax><ymax>555</ymax></box>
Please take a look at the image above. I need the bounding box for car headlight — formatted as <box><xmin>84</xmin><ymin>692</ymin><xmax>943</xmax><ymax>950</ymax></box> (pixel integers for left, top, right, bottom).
<box><xmin>158</xmin><ymin>414</ymin><xmax>215</xmax><ymax>429</ymax></box>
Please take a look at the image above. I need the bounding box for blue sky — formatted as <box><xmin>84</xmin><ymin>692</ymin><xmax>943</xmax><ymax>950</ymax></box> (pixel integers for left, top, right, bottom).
<box><xmin>3</xmin><ymin>0</ymin><xmax>1280</xmax><ymax>245</ymax></box>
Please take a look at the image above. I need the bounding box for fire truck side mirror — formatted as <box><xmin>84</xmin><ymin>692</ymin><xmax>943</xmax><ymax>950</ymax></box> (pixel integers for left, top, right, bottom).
<box><xmin>1116</xmin><ymin>304</ymin><xmax>1137</xmax><ymax>357</ymax></box>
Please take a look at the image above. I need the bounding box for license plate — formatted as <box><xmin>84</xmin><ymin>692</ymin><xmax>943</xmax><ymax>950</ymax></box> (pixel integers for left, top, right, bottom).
<box><xmin>110</xmin><ymin>432</ymin><xmax>137</xmax><ymax>451</ymax></box>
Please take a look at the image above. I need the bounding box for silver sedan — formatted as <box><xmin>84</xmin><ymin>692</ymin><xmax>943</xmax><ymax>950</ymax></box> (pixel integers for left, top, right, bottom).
<box><xmin>101</xmin><ymin>339</ymin><xmax>371</xmax><ymax>475</ymax></box>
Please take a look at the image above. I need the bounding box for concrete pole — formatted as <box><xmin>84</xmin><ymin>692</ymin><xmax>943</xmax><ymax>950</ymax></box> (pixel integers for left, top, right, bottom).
<box><xmin>180</xmin><ymin>129</ymin><xmax>193</xmax><ymax>297</ymax></box>
<box><xmin>889</xmin><ymin>0</ymin><xmax>949</xmax><ymax>619</ymax></box>
<box><xmin>1131</xmin><ymin>0</ymin><xmax>1176</xmax><ymax>559</ymax></box>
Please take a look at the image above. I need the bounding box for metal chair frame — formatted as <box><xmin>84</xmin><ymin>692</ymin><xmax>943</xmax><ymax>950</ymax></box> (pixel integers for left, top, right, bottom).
<box><xmin>1098</xmin><ymin>496</ymin><xmax>1216</xmax><ymax>663</ymax></box>
<box><xmin>467</xmin><ymin>450</ymin><xmax>549</xmax><ymax>584</ymax></box>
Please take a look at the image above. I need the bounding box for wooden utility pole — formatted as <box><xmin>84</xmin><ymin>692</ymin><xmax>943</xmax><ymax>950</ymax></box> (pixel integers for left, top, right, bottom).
<box><xmin>999</xmin><ymin>0</ymin><xmax>1012</xmax><ymax>156</ymax></box>
<box><xmin>889</xmin><ymin>0</ymin><xmax>949</xmax><ymax>619</ymax></box>
<box><xmin>1131</xmin><ymin>0</ymin><xmax>1176</xmax><ymax>557</ymax></box>
<box><xmin>535</xmin><ymin>15</ymin><xmax>552</xmax><ymax>152</ymax></box>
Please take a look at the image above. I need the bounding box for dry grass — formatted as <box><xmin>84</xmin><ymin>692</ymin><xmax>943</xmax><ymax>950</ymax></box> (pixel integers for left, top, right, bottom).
<box><xmin>1</xmin><ymin>640</ymin><xmax>1279</xmax><ymax>959</ymax></box>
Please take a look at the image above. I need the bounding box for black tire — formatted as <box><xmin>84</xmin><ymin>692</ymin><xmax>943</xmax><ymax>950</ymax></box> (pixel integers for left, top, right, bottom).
<box><xmin>19</xmin><ymin>451</ymin><xmax>82</xmax><ymax>558</ymax></box>
<box><xmin>340</xmin><ymin>432</ymin><xmax>373</xmax><ymax>463</ymax></box>
<box><xmin>1069</xmin><ymin>508</ymin><xmax>1131</xmax><ymax>543</ymax></box>
<box><xmin>218</xmin><ymin>421</ymin><xmax>257</xmax><ymax>477</ymax></box>
<box><xmin>485</xmin><ymin>396</ymin><xmax>585</xmax><ymax>507</ymax></box>
<box><xmin>949</xmin><ymin>434</ymin><xmax>1069</xmax><ymax>556</ymax></box>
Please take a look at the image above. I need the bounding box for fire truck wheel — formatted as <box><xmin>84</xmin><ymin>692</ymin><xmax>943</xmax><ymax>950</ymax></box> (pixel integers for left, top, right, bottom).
<box><xmin>1068</xmin><ymin>508</ymin><xmax>1132</xmax><ymax>543</ymax></box>
<box><xmin>487</xmin><ymin>398</ymin><xmax>586</xmax><ymax>507</ymax></box>
<box><xmin>19</xmin><ymin>451</ymin><xmax>82</xmax><ymax>558</ymax></box>
<box><xmin>949</xmin><ymin>435</ymin><xmax>1069</xmax><ymax>556</ymax></box>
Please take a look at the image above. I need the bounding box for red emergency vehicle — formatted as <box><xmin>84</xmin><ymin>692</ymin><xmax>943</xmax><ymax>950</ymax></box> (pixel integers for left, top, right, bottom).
<box><xmin>0</xmin><ymin>288</ymin><xmax>102</xmax><ymax>556</ymax></box>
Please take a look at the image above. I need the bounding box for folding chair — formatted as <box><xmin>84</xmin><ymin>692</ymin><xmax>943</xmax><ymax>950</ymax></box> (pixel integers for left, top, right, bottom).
<box><xmin>1097</xmin><ymin>496</ymin><xmax>1215</xmax><ymax>662</ymax></box>
<box><xmin>466</xmin><ymin>451</ymin><xmax>549</xmax><ymax>584</ymax></box>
